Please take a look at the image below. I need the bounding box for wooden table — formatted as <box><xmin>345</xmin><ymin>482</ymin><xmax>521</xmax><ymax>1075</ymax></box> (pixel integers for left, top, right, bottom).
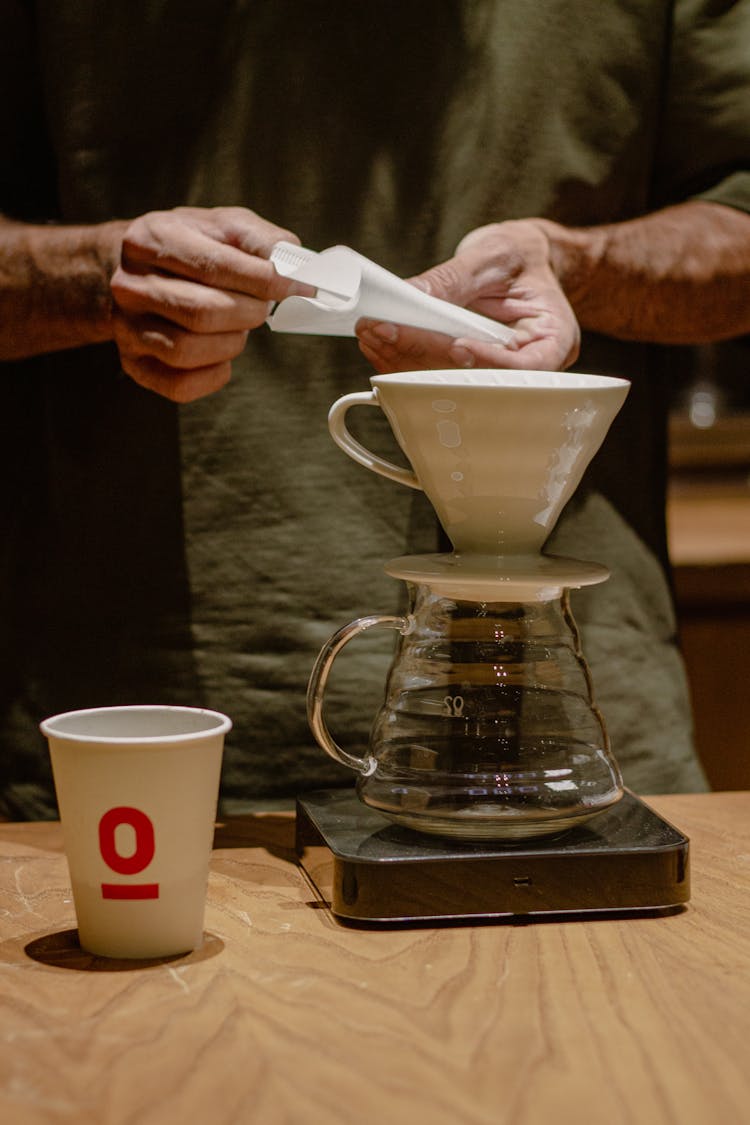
<box><xmin>1</xmin><ymin>792</ymin><xmax>748</xmax><ymax>1125</ymax></box>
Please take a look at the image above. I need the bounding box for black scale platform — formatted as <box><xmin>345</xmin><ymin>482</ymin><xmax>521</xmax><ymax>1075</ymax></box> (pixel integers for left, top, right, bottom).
<box><xmin>295</xmin><ymin>788</ymin><xmax>690</xmax><ymax>925</ymax></box>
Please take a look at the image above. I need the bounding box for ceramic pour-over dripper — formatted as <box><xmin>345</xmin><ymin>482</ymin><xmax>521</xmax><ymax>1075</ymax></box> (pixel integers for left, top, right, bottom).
<box><xmin>329</xmin><ymin>370</ymin><xmax>628</xmax><ymax>586</ymax></box>
<box><xmin>308</xmin><ymin>370</ymin><xmax>631</xmax><ymax>840</ymax></box>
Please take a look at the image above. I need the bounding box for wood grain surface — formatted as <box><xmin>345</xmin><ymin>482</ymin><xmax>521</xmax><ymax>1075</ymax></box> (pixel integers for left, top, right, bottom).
<box><xmin>1</xmin><ymin>793</ymin><xmax>748</xmax><ymax>1125</ymax></box>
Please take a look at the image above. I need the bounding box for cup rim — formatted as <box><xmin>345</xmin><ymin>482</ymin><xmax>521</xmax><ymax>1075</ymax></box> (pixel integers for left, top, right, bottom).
<box><xmin>371</xmin><ymin>369</ymin><xmax>630</xmax><ymax>390</ymax></box>
<box><xmin>40</xmin><ymin>704</ymin><xmax>233</xmax><ymax>743</ymax></box>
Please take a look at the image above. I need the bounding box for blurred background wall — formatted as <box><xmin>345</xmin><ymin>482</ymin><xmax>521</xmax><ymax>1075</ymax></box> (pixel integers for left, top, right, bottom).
<box><xmin>667</xmin><ymin>336</ymin><xmax>750</xmax><ymax>790</ymax></box>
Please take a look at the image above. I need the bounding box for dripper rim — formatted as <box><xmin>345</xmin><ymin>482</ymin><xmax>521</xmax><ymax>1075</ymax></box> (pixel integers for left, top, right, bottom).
<box><xmin>371</xmin><ymin>369</ymin><xmax>631</xmax><ymax>391</ymax></box>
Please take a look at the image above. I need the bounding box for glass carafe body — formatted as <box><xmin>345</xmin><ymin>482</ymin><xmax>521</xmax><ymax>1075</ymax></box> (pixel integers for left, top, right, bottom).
<box><xmin>307</xmin><ymin>582</ymin><xmax>623</xmax><ymax>840</ymax></box>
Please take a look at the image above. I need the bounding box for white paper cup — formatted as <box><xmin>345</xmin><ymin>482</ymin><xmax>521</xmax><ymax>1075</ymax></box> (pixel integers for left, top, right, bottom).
<box><xmin>41</xmin><ymin>705</ymin><xmax>232</xmax><ymax>960</ymax></box>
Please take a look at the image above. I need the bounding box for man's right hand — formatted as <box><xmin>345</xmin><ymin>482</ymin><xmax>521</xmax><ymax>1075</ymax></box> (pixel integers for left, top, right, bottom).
<box><xmin>111</xmin><ymin>206</ymin><xmax>310</xmax><ymax>402</ymax></box>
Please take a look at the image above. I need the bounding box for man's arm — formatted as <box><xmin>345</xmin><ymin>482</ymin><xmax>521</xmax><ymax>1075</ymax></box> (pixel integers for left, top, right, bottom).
<box><xmin>357</xmin><ymin>201</ymin><xmax>750</xmax><ymax>374</ymax></box>
<box><xmin>0</xmin><ymin>216</ymin><xmax>126</xmax><ymax>359</ymax></box>
<box><xmin>534</xmin><ymin>201</ymin><xmax>750</xmax><ymax>345</ymax></box>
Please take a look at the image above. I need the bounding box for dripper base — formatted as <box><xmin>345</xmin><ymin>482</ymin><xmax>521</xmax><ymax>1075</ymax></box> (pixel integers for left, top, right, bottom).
<box><xmin>385</xmin><ymin>551</ymin><xmax>610</xmax><ymax>601</ymax></box>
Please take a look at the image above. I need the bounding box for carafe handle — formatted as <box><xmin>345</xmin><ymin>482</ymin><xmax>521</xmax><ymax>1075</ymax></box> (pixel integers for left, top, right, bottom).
<box><xmin>307</xmin><ymin>614</ymin><xmax>412</xmax><ymax>775</ymax></box>
<box><xmin>327</xmin><ymin>391</ymin><xmax>422</xmax><ymax>490</ymax></box>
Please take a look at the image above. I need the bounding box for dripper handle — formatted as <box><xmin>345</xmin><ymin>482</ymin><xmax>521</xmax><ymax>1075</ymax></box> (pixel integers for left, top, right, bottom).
<box><xmin>307</xmin><ymin>614</ymin><xmax>412</xmax><ymax>775</ymax></box>
<box><xmin>328</xmin><ymin>392</ymin><xmax>422</xmax><ymax>490</ymax></box>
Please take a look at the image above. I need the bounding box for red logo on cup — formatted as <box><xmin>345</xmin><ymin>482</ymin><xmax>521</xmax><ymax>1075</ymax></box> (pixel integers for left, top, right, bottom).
<box><xmin>99</xmin><ymin>806</ymin><xmax>159</xmax><ymax>899</ymax></box>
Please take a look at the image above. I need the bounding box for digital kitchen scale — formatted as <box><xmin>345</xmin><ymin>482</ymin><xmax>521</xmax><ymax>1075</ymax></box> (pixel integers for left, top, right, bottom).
<box><xmin>295</xmin><ymin>788</ymin><xmax>690</xmax><ymax>925</ymax></box>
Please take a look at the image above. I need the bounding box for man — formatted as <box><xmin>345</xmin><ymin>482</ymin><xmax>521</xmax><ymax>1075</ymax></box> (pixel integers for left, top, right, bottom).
<box><xmin>1</xmin><ymin>1</ymin><xmax>749</xmax><ymax>817</ymax></box>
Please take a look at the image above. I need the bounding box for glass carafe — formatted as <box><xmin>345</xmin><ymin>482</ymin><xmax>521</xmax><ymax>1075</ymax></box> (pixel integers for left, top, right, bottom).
<box><xmin>307</xmin><ymin>581</ymin><xmax>623</xmax><ymax>840</ymax></box>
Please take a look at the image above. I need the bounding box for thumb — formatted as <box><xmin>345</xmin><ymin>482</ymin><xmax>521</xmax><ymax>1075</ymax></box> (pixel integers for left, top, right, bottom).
<box><xmin>407</xmin><ymin>256</ymin><xmax>476</xmax><ymax>308</ymax></box>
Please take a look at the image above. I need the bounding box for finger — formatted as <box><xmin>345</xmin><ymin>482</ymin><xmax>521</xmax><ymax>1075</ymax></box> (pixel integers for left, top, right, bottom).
<box><xmin>357</xmin><ymin>325</ymin><xmax>454</xmax><ymax>370</ymax></box>
<box><xmin>176</xmin><ymin>205</ymin><xmax>300</xmax><ymax>259</ymax></box>
<box><xmin>121</xmin><ymin>209</ymin><xmax>303</xmax><ymax>301</ymax></box>
<box><xmin>112</xmin><ymin>311</ymin><xmax>248</xmax><ymax>370</ymax></box>
<box><xmin>404</xmin><ymin>257</ymin><xmax>480</xmax><ymax>310</ymax></box>
<box><xmin>357</xmin><ymin>338</ymin><xmax>400</xmax><ymax>374</ymax></box>
<box><xmin>358</xmin><ymin>321</ymin><xmax>475</xmax><ymax>372</ymax></box>
<box><xmin>450</xmin><ymin>333</ymin><xmax>580</xmax><ymax>372</ymax></box>
<box><xmin>111</xmin><ymin>268</ymin><xmax>273</xmax><ymax>333</ymax></box>
<box><xmin>119</xmin><ymin>352</ymin><xmax>233</xmax><ymax>403</ymax></box>
<box><xmin>359</xmin><ymin>320</ymin><xmax>579</xmax><ymax>374</ymax></box>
